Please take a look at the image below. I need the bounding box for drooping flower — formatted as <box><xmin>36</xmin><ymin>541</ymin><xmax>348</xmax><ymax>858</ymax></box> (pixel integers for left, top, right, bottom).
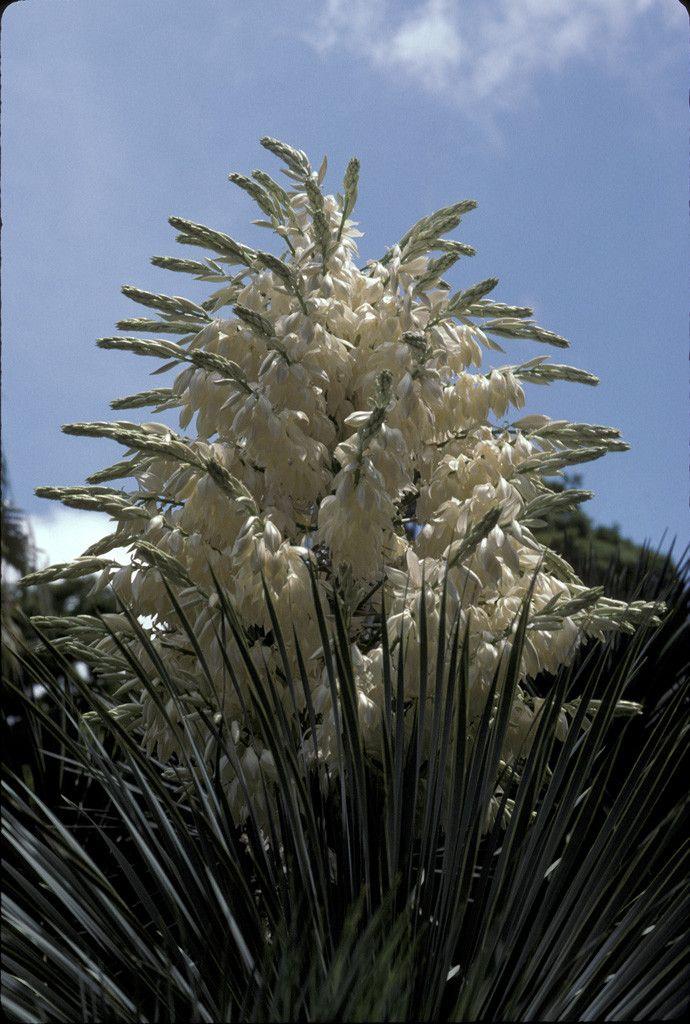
<box><xmin>25</xmin><ymin>138</ymin><xmax>660</xmax><ymax>821</ymax></box>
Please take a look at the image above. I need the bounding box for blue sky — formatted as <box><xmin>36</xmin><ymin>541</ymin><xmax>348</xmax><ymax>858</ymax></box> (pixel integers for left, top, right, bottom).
<box><xmin>2</xmin><ymin>0</ymin><xmax>687</xmax><ymax>564</ymax></box>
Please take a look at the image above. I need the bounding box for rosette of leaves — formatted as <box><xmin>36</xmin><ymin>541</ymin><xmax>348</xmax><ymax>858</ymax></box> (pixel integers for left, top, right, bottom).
<box><xmin>3</xmin><ymin>559</ymin><xmax>688</xmax><ymax>1022</ymax></box>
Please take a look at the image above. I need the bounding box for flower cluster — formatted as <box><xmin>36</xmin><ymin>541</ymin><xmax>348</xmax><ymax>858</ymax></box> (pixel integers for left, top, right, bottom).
<box><xmin>27</xmin><ymin>139</ymin><xmax>659</xmax><ymax>819</ymax></box>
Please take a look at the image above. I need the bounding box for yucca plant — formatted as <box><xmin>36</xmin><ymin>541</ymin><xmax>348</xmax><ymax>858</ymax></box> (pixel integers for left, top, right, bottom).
<box><xmin>4</xmin><ymin>138</ymin><xmax>688</xmax><ymax>1021</ymax></box>
<box><xmin>17</xmin><ymin>138</ymin><xmax>662</xmax><ymax>820</ymax></box>
<box><xmin>3</xmin><ymin>557</ymin><xmax>688</xmax><ymax>1022</ymax></box>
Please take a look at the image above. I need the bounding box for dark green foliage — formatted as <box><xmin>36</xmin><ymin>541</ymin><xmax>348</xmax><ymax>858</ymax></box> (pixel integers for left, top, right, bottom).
<box><xmin>534</xmin><ymin>473</ymin><xmax>683</xmax><ymax>594</ymax></box>
<box><xmin>1</xmin><ymin>456</ymin><xmax>116</xmax><ymax>808</ymax></box>
<box><xmin>2</xmin><ymin>550</ymin><xmax>688</xmax><ymax>1022</ymax></box>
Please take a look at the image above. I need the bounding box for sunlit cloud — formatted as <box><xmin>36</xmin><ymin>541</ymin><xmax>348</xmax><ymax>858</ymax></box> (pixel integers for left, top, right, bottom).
<box><xmin>29</xmin><ymin>508</ymin><xmax>128</xmax><ymax>567</ymax></box>
<box><xmin>306</xmin><ymin>0</ymin><xmax>681</xmax><ymax>110</ymax></box>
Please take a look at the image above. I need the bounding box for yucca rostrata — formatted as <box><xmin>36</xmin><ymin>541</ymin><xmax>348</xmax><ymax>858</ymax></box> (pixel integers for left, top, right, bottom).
<box><xmin>23</xmin><ymin>138</ymin><xmax>660</xmax><ymax>820</ymax></box>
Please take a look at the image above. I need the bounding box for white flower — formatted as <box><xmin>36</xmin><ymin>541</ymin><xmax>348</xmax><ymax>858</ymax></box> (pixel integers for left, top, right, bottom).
<box><xmin>47</xmin><ymin>138</ymin><xmax>655</xmax><ymax>826</ymax></box>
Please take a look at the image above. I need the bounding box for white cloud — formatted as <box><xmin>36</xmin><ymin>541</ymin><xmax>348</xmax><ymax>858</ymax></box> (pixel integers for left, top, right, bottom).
<box><xmin>306</xmin><ymin>0</ymin><xmax>682</xmax><ymax>110</ymax></box>
<box><xmin>29</xmin><ymin>508</ymin><xmax>128</xmax><ymax>568</ymax></box>
<box><xmin>382</xmin><ymin>0</ymin><xmax>465</xmax><ymax>91</ymax></box>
